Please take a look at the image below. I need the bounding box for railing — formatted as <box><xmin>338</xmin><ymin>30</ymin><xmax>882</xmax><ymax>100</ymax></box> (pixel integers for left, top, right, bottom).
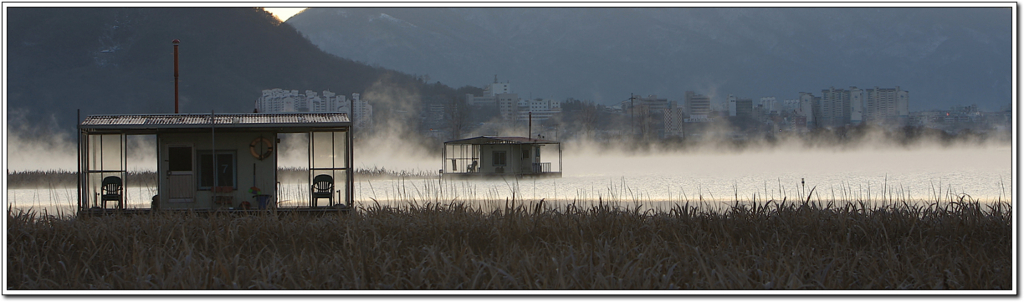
<box><xmin>445</xmin><ymin>158</ymin><xmax>480</xmax><ymax>173</ymax></box>
<box><xmin>444</xmin><ymin>160</ymin><xmax>552</xmax><ymax>174</ymax></box>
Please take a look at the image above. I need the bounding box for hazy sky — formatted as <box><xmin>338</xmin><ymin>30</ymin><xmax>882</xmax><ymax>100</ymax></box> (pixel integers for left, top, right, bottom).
<box><xmin>263</xmin><ymin>7</ymin><xmax>305</xmax><ymax>21</ymax></box>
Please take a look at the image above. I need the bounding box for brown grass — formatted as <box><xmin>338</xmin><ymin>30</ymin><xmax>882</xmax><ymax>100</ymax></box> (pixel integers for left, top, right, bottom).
<box><xmin>6</xmin><ymin>199</ymin><xmax>1012</xmax><ymax>290</ymax></box>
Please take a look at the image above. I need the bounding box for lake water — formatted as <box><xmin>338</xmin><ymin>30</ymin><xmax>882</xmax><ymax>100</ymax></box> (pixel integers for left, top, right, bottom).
<box><xmin>7</xmin><ymin>145</ymin><xmax>1013</xmax><ymax>215</ymax></box>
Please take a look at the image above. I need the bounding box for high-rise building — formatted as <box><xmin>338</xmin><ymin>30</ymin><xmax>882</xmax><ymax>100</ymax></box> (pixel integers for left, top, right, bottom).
<box><xmin>255</xmin><ymin>88</ymin><xmax>371</xmax><ymax>128</ymax></box>
<box><xmin>685</xmin><ymin>91</ymin><xmax>711</xmax><ymax>122</ymax></box>
<box><xmin>620</xmin><ymin>94</ymin><xmax>669</xmax><ymax>139</ymax></box>
<box><xmin>482</xmin><ymin>75</ymin><xmax>511</xmax><ymax>97</ymax></box>
<box><xmin>728</xmin><ymin>95</ymin><xmax>753</xmax><ymax>118</ymax></box>
<box><xmin>349</xmin><ymin>93</ymin><xmax>372</xmax><ymax>129</ymax></box>
<box><xmin>818</xmin><ymin>87</ymin><xmax>852</xmax><ymax>128</ymax></box>
<box><xmin>798</xmin><ymin>92</ymin><xmax>818</xmax><ymax>128</ymax></box>
<box><xmin>782</xmin><ymin>99</ymin><xmax>800</xmax><ymax>114</ymax></box>
<box><xmin>516</xmin><ymin>98</ymin><xmax>562</xmax><ymax>122</ymax></box>
<box><xmin>849</xmin><ymin>87</ymin><xmax>864</xmax><ymax>125</ymax></box>
<box><xmin>728</xmin><ymin>95</ymin><xmax>736</xmax><ymax>116</ymax></box>
<box><xmin>497</xmin><ymin>93</ymin><xmax>520</xmax><ymax>122</ymax></box>
<box><xmin>664</xmin><ymin>103</ymin><xmax>685</xmax><ymax>138</ymax></box>
<box><xmin>798</xmin><ymin>86</ymin><xmax>908</xmax><ymax>129</ymax></box>
<box><xmin>466</xmin><ymin>77</ymin><xmax>523</xmax><ymax>123</ymax></box>
<box><xmin>758</xmin><ymin>97</ymin><xmax>779</xmax><ymax>115</ymax></box>
<box><xmin>864</xmin><ymin>86</ymin><xmax>909</xmax><ymax>125</ymax></box>
<box><xmin>736</xmin><ymin>98</ymin><xmax>753</xmax><ymax>119</ymax></box>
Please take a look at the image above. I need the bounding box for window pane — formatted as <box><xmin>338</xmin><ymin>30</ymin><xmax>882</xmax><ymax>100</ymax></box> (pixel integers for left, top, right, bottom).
<box><xmin>493</xmin><ymin>151</ymin><xmax>506</xmax><ymax>166</ymax></box>
<box><xmin>168</xmin><ymin>147</ymin><xmax>192</xmax><ymax>171</ymax></box>
<box><xmin>333</xmin><ymin>131</ymin><xmax>347</xmax><ymax>169</ymax></box>
<box><xmin>198</xmin><ymin>151</ymin><xmax>235</xmax><ymax>188</ymax></box>
<box><xmin>311</xmin><ymin>132</ymin><xmax>334</xmax><ymax>169</ymax></box>
<box><xmin>216</xmin><ymin>153</ymin><xmax>234</xmax><ymax>187</ymax></box>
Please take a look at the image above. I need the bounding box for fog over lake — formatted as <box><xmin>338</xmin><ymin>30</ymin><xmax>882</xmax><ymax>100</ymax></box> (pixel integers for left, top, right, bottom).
<box><xmin>8</xmin><ymin>140</ymin><xmax>1011</xmax><ymax>214</ymax></box>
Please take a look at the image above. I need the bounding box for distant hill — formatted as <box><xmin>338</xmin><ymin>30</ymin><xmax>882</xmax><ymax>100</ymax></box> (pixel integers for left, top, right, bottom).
<box><xmin>6</xmin><ymin>7</ymin><xmax>474</xmax><ymax>135</ymax></box>
<box><xmin>287</xmin><ymin>7</ymin><xmax>1012</xmax><ymax>111</ymax></box>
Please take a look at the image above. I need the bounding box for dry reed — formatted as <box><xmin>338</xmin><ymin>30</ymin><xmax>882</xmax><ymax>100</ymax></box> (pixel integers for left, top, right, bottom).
<box><xmin>6</xmin><ymin>198</ymin><xmax>1011</xmax><ymax>290</ymax></box>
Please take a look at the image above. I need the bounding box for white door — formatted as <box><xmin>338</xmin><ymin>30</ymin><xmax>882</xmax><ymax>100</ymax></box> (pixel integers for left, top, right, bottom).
<box><xmin>167</xmin><ymin>145</ymin><xmax>195</xmax><ymax>202</ymax></box>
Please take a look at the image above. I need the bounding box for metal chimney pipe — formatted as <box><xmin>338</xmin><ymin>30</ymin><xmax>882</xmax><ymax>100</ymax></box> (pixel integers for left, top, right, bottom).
<box><xmin>528</xmin><ymin>112</ymin><xmax>532</xmax><ymax>140</ymax></box>
<box><xmin>173</xmin><ymin>39</ymin><xmax>180</xmax><ymax>113</ymax></box>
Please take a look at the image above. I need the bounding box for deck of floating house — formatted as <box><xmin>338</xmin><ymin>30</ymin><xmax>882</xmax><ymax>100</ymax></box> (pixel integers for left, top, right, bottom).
<box><xmin>442</xmin><ymin>136</ymin><xmax>562</xmax><ymax>178</ymax></box>
<box><xmin>77</xmin><ymin>113</ymin><xmax>353</xmax><ymax>215</ymax></box>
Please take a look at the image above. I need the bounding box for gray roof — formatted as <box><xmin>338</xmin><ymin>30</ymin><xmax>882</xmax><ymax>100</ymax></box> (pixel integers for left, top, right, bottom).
<box><xmin>444</xmin><ymin>136</ymin><xmax>559</xmax><ymax>145</ymax></box>
<box><xmin>80</xmin><ymin>113</ymin><xmax>350</xmax><ymax>131</ymax></box>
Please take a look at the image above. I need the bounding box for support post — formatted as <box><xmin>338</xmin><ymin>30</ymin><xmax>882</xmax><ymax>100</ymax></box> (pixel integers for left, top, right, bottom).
<box><xmin>76</xmin><ymin>109</ymin><xmax>81</xmax><ymax>213</ymax></box>
<box><xmin>210</xmin><ymin>110</ymin><xmax>216</xmax><ymax>207</ymax></box>
<box><xmin>173</xmin><ymin>39</ymin><xmax>180</xmax><ymax>113</ymax></box>
<box><xmin>347</xmin><ymin>127</ymin><xmax>354</xmax><ymax>207</ymax></box>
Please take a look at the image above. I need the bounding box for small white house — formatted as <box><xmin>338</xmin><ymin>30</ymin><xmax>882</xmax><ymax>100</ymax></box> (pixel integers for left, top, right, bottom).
<box><xmin>442</xmin><ymin>136</ymin><xmax>561</xmax><ymax>178</ymax></box>
<box><xmin>77</xmin><ymin>113</ymin><xmax>353</xmax><ymax>214</ymax></box>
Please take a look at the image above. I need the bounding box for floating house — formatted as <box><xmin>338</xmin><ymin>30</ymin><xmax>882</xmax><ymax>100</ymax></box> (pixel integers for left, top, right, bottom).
<box><xmin>442</xmin><ymin>136</ymin><xmax>562</xmax><ymax>178</ymax></box>
<box><xmin>76</xmin><ymin>113</ymin><xmax>353</xmax><ymax>214</ymax></box>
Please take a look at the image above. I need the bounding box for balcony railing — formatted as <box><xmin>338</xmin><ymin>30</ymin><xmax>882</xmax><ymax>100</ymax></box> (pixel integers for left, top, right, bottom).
<box><xmin>531</xmin><ymin>162</ymin><xmax>551</xmax><ymax>173</ymax></box>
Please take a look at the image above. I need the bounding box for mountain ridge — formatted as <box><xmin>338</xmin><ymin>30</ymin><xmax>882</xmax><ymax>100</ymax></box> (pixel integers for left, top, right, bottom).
<box><xmin>6</xmin><ymin>7</ymin><xmax>472</xmax><ymax>135</ymax></box>
<box><xmin>287</xmin><ymin>7</ymin><xmax>1011</xmax><ymax>111</ymax></box>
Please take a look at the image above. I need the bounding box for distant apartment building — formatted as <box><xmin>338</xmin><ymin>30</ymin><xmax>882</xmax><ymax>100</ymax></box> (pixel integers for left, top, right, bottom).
<box><xmin>497</xmin><ymin>93</ymin><xmax>520</xmax><ymax>122</ymax></box>
<box><xmin>621</xmin><ymin>95</ymin><xmax>670</xmax><ymax>115</ymax></box>
<box><xmin>482</xmin><ymin>77</ymin><xmax>511</xmax><ymax>96</ymax></box>
<box><xmin>466</xmin><ymin>76</ymin><xmax>513</xmax><ymax>106</ymax></box>
<box><xmin>516</xmin><ymin>98</ymin><xmax>562</xmax><ymax>123</ymax></box>
<box><xmin>931</xmin><ymin>104</ymin><xmax>982</xmax><ymax>125</ymax></box>
<box><xmin>641</xmin><ymin>95</ymin><xmax>671</xmax><ymax>112</ymax></box>
<box><xmin>797</xmin><ymin>86</ymin><xmax>909</xmax><ymax>129</ymax></box>
<box><xmin>620</xmin><ymin>95</ymin><xmax>670</xmax><ymax>139</ymax></box>
<box><xmin>728</xmin><ymin>95</ymin><xmax>753</xmax><ymax>118</ymax></box>
<box><xmin>684</xmin><ymin>91</ymin><xmax>711</xmax><ymax>122</ymax></box>
<box><xmin>464</xmin><ymin>77</ymin><xmax>541</xmax><ymax>124</ymax></box>
<box><xmin>664</xmin><ymin>102</ymin><xmax>686</xmax><ymax>138</ymax></box>
<box><xmin>910</xmin><ymin>110</ymin><xmax>944</xmax><ymax>127</ymax></box>
<box><xmin>798</xmin><ymin>92</ymin><xmax>818</xmax><ymax>128</ymax></box>
<box><xmin>256</xmin><ymin>89</ymin><xmax>300</xmax><ymax>113</ymax></box>
<box><xmin>758</xmin><ymin>97</ymin><xmax>779</xmax><ymax>115</ymax></box>
<box><xmin>849</xmin><ymin>87</ymin><xmax>864</xmax><ymax>125</ymax></box>
<box><xmin>782</xmin><ymin>99</ymin><xmax>800</xmax><ymax>114</ymax></box>
<box><xmin>817</xmin><ymin>87</ymin><xmax>852</xmax><ymax>128</ymax></box>
<box><xmin>737</xmin><ymin>98</ymin><xmax>753</xmax><ymax>118</ymax></box>
<box><xmin>255</xmin><ymin>88</ymin><xmax>372</xmax><ymax>128</ymax></box>
<box><xmin>728</xmin><ymin>95</ymin><xmax>737</xmax><ymax>116</ymax></box>
<box><xmin>467</xmin><ymin>93</ymin><xmax>497</xmax><ymax>107</ymax></box>
<box><xmin>949</xmin><ymin>104</ymin><xmax>979</xmax><ymax>115</ymax></box>
<box><xmin>864</xmin><ymin>86</ymin><xmax>909</xmax><ymax>125</ymax></box>
<box><xmin>792</xmin><ymin>115</ymin><xmax>808</xmax><ymax>131</ymax></box>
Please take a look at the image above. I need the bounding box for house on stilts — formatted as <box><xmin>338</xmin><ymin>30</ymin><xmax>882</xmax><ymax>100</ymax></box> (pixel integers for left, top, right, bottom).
<box><xmin>442</xmin><ymin>136</ymin><xmax>562</xmax><ymax>178</ymax></box>
<box><xmin>77</xmin><ymin>112</ymin><xmax>353</xmax><ymax>215</ymax></box>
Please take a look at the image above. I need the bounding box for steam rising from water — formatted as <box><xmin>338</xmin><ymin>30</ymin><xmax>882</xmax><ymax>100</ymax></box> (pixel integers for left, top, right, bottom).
<box><xmin>6</xmin><ymin>129</ymin><xmax>157</xmax><ymax>172</ymax></box>
<box><xmin>6</xmin><ymin>121</ymin><xmax>1012</xmax><ymax>212</ymax></box>
<box><xmin>5</xmin><ymin>78</ymin><xmax>1013</xmax><ymax>206</ymax></box>
<box><xmin>275</xmin><ymin>76</ymin><xmax>438</xmax><ymax>172</ymax></box>
<box><xmin>565</xmin><ymin>133</ymin><xmax>1010</xmax><ymax>176</ymax></box>
<box><xmin>352</xmin><ymin>77</ymin><xmax>437</xmax><ymax>171</ymax></box>
<box><xmin>6</xmin><ymin>112</ymin><xmax>1012</xmax><ymax>180</ymax></box>
<box><xmin>6</xmin><ymin>125</ymin><xmax>77</xmax><ymax>172</ymax></box>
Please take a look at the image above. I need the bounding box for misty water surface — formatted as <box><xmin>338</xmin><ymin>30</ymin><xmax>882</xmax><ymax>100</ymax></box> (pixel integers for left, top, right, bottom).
<box><xmin>7</xmin><ymin>145</ymin><xmax>1011</xmax><ymax>215</ymax></box>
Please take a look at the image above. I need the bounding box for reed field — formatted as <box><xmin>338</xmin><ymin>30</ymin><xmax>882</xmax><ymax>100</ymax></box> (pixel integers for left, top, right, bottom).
<box><xmin>6</xmin><ymin>195</ymin><xmax>1012</xmax><ymax>290</ymax></box>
